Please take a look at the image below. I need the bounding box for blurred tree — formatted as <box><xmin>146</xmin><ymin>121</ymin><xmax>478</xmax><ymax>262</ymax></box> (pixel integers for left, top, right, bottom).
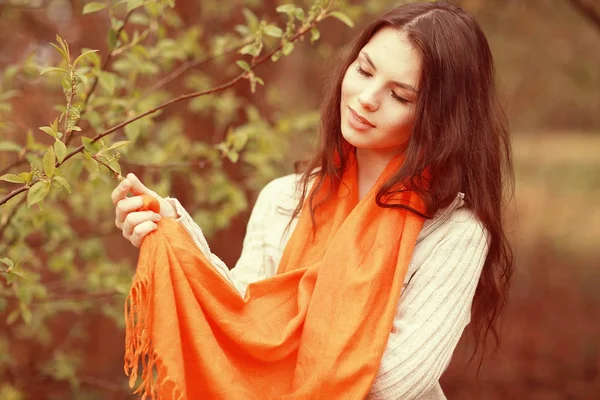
<box><xmin>0</xmin><ymin>0</ymin><xmax>356</xmax><ymax>397</ymax></box>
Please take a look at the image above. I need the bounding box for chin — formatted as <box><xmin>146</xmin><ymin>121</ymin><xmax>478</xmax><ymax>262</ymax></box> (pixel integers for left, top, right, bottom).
<box><xmin>341</xmin><ymin>123</ymin><xmax>370</xmax><ymax>149</ymax></box>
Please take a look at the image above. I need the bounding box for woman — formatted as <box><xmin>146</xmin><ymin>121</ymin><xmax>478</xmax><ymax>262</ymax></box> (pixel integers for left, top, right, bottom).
<box><xmin>111</xmin><ymin>2</ymin><xmax>513</xmax><ymax>399</ymax></box>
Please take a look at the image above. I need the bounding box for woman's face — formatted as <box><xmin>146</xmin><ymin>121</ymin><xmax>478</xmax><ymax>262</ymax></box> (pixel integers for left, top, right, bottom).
<box><xmin>340</xmin><ymin>27</ymin><xmax>422</xmax><ymax>159</ymax></box>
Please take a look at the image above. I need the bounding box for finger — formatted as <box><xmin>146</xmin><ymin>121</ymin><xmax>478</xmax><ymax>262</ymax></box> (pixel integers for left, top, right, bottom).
<box><xmin>115</xmin><ymin>196</ymin><xmax>145</xmax><ymax>228</ymax></box>
<box><xmin>129</xmin><ymin>220</ymin><xmax>158</xmax><ymax>248</ymax></box>
<box><xmin>111</xmin><ymin>179</ymin><xmax>131</xmax><ymax>206</ymax></box>
<box><xmin>123</xmin><ymin>210</ymin><xmax>161</xmax><ymax>237</ymax></box>
<box><xmin>126</xmin><ymin>173</ymin><xmax>155</xmax><ymax>197</ymax></box>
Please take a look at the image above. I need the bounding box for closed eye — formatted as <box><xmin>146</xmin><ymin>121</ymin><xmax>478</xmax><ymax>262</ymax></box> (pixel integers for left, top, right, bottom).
<box><xmin>355</xmin><ymin>66</ymin><xmax>410</xmax><ymax>105</ymax></box>
<box><xmin>391</xmin><ymin>92</ymin><xmax>409</xmax><ymax>104</ymax></box>
<box><xmin>355</xmin><ymin>66</ymin><xmax>371</xmax><ymax>77</ymax></box>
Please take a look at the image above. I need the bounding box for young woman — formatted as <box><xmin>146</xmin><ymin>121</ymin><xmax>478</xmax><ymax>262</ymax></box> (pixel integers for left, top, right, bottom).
<box><xmin>111</xmin><ymin>2</ymin><xmax>513</xmax><ymax>399</ymax></box>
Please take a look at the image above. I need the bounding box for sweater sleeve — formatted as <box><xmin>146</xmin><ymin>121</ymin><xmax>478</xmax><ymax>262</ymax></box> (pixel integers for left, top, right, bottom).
<box><xmin>366</xmin><ymin>208</ymin><xmax>490</xmax><ymax>400</ymax></box>
<box><xmin>163</xmin><ymin>196</ymin><xmax>237</xmax><ymax>288</ymax></box>
<box><xmin>163</xmin><ymin>179</ymin><xmax>277</xmax><ymax>296</ymax></box>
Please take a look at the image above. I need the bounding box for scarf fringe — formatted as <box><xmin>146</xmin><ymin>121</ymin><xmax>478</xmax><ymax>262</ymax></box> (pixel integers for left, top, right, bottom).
<box><xmin>124</xmin><ymin>267</ymin><xmax>184</xmax><ymax>400</ymax></box>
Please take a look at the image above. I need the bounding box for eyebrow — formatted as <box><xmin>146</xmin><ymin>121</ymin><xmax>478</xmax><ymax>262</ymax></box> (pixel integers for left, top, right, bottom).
<box><xmin>361</xmin><ymin>51</ymin><xmax>418</xmax><ymax>93</ymax></box>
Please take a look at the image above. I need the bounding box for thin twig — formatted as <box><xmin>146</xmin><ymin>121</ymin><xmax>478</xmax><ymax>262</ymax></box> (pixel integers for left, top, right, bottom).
<box><xmin>142</xmin><ymin>39</ymin><xmax>253</xmax><ymax>98</ymax></box>
<box><xmin>32</xmin><ymin>290</ymin><xmax>121</xmax><ymax>304</ymax></box>
<box><xmin>0</xmin><ymin>155</ymin><xmax>27</xmax><ymax>176</ymax></box>
<box><xmin>65</xmin><ymin>9</ymin><xmax>135</xmax><ymax>146</ymax></box>
<box><xmin>0</xmin><ymin>195</ymin><xmax>26</xmax><ymax>239</ymax></box>
<box><xmin>120</xmin><ymin>158</ymin><xmax>210</xmax><ymax>170</ymax></box>
<box><xmin>79</xmin><ymin>374</ymin><xmax>129</xmax><ymax>393</ymax></box>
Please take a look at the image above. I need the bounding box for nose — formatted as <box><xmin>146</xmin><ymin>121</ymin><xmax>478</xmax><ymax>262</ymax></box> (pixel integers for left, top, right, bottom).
<box><xmin>357</xmin><ymin>89</ymin><xmax>379</xmax><ymax>112</ymax></box>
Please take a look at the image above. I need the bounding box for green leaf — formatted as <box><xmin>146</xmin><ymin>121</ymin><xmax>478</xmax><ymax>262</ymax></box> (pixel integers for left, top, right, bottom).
<box><xmin>11</xmin><ymin>268</ymin><xmax>30</xmax><ymax>282</ymax></box>
<box><xmin>27</xmin><ymin>181</ymin><xmax>51</xmax><ymax>207</ymax></box>
<box><xmin>73</xmin><ymin>49</ymin><xmax>99</xmax><ymax>67</ymax></box>
<box><xmin>26</xmin><ymin>130</ymin><xmax>36</xmax><ymax>149</ymax></box>
<box><xmin>55</xmin><ymin>35</ymin><xmax>69</xmax><ymax>59</ymax></box>
<box><xmin>83</xmin><ymin>2</ymin><xmax>107</xmax><ymax>15</ymax></box>
<box><xmin>239</xmin><ymin>44</ymin><xmax>260</xmax><ymax>57</ymax></box>
<box><xmin>227</xmin><ymin>150</ymin><xmax>239</xmax><ymax>163</ymax></box>
<box><xmin>20</xmin><ymin>303</ymin><xmax>32</xmax><ymax>325</ymax></box>
<box><xmin>105</xmin><ymin>140</ymin><xmax>130</xmax><ymax>152</ymax></box>
<box><xmin>43</xmin><ymin>147</ymin><xmax>56</xmax><ymax>178</ymax></box>
<box><xmin>0</xmin><ymin>141</ymin><xmax>21</xmax><ymax>152</ymax></box>
<box><xmin>111</xmin><ymin>17</ymin><xmax>124</xmax><ymax>31</ymax></box>
<box><xmin>126</xmin><ymin>0</ymin><xmax>145</xmax><ymax>13</ymax></box>
<box><xmin>98</xmin><ymin>71</ymin><xmax>117</xmax><ymax>94</ymax></box>
<box><xmin>124</xmin><ymin>120</ymin><xmax>143</xmax><ymax>142</ymax></box>
<box><xmin>264</xmin><ymin>25</ymin><xmax>283</xmax><ymax>38</ymax></box>
<box><xmin>0</xmin><ymin>258</ymin><xmax>14</xmax><ymax>269</ymax></box>
<box><xmin>271</xmin><ymin>50</ymin><xmax>282</xmax><ymax>62</ymax></box>
<box><xmin>310</xmin><ymin>27</ymin><xmax>320</xmax><ymax>43</ymax></box>
<box><xmin>40</xmin><ymin>67</ymin><xmax>69</xmax><ymax>76</ymax></box>
<box><xmin>107</xmin><ymin>28</ymin><xmax>118</xmax><ymax>50</ymax></box>
<box><xmin>49</xmin><ymin>43</ymin><xmax>68</xmax><ymax>62</ymax></box>
<box><xmin>39</xmin><ymin>126</ymin><xmax>58</xmax><ymax>139</ymax></box>
<box><xmin>82</xmin><ymin>137</ymin><xmax>101</xmax><ymax>153</ymax></box>
<box><xmin>241</xmin><ymin>8</ymin><xmax>259</xmax><ymax>31</ymax></box>
<box><xmin>234</xmin><ymin>24</ymin><xmax>250</xmax><ymax>36</ymax></box>
<box><xmin>17</xmin><ymin>172</ymin><xmax>32</xmax><ymax>184</ymax></box>
<box><xmin>54</xmin><ymin>140</ymin><xmax>67</xmax><ymax>163</ymax></box>
<box><xmin>330</xmin><ymin>11</ymin><xmax>354</xmax><ymax>28</ymax></box>
<box><xmin>53</xmin><ymin>176</ymin><xmax>71</xmax><ymax>193</ymax></box>
<box><xmin>6</xmin><ymin>309</ymin><xmax>19</xmax><ymax>324</ymax></box>
<box><xmin>232</xmin><ymin>130</ymin><xmax>249</xmax><ymax>151</ymax></box>
<box><xmin>106</xmin><ymin>158</ymin><xmax>122</xmax><ymax>175</ymax></box>
<box><xmin>0</xmin><ymin>174</ymin><xmax>25</xmax><ymax>184</ymax></box>
<box><xmin>282</xmin><ymin>42</ymin><xmax>294</xmax><ymax>56</ymax></box>
<box><xmin>236</xmin><ymin>60</ymin><xmax>251</xmax><ymax>72</ymax></box>
<box><xmin>275</xmin><ymin>4</ymin><xmax>295</xmax><ymax>14</ymax></box>
<box><xmin>294</xmin><ymin>8</ymin><xmax>304</xmax><ymax>21</ymax></box>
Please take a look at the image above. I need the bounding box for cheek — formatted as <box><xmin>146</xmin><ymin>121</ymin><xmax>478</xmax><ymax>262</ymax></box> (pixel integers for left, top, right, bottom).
<box><xmin>380</xmin><ymin>109</ymin><xmax>415</xmax><ymax>138</ymax></box>
<box><xmin>341</xmin><ymin>70</ymin><xmax>359</xmax><ymax>102</ymax></box>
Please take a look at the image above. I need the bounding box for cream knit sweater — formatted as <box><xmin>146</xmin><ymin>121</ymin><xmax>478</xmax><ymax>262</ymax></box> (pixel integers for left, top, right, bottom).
<box><xmin>165</xmin><ymin>173</ymin><xmax>489</xmax><ymax>400</ymax></box>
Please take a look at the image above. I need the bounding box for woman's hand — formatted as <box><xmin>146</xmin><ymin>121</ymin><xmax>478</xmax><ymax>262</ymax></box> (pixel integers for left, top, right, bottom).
<box><xmin>111</xmin><ymin>173</ymin><xmax>178</xmax><ymax>247</ymax></box>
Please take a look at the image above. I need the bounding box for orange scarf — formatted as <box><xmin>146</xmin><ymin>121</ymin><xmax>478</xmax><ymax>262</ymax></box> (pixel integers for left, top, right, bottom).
<box><xmin>124</xmin><ymin>151</ymin><xmax>426</xmax><ymax>399</ymax></box>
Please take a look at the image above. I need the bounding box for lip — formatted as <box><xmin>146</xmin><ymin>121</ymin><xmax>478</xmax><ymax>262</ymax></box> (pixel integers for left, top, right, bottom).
<box><xmin>348</xmin><ymin>107</ymin><xmax>375</xmax><ymax>128</ymax></box>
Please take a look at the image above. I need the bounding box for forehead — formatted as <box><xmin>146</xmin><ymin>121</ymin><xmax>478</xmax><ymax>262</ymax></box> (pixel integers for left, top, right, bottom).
<box><xmin>360</xmin><ymin>27</ymin><xmax>422</xmax><ymax>87</ymax></box>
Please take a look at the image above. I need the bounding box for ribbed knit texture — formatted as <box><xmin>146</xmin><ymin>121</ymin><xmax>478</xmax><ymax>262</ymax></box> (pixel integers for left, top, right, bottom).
<box><xmin>164</xmin><ymin>173</ymin><xmax>489</xmax><ymax>400</ymax></box>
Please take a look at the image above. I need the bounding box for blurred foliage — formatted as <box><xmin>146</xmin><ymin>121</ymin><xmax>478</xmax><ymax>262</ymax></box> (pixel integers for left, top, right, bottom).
<box><xmin>0</xmin><ymin>0</ymin><xmax>360</xmax><ymax>397</ymax></box>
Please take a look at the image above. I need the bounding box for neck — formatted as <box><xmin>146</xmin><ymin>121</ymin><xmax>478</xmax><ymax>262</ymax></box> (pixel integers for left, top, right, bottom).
<box><xmin>355</xmin><ymin>147</ymin><xmax>404</xmax><ymax>201</ymax></box>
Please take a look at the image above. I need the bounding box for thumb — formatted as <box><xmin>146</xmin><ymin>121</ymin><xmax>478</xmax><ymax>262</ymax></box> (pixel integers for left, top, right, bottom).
<box><xmin>125</xmin><ymin>173</ymin><xmax>153</xmax><ymax>196</ymax></box>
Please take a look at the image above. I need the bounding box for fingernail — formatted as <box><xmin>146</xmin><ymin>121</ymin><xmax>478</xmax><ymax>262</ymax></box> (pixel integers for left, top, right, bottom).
<box><xmin>154</xmin><ymin>214</ymin><xmax>162</xmax><ymax>220</ymax></box>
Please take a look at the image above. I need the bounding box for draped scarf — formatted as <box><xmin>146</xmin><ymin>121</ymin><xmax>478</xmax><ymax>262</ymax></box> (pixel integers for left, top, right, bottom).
<box><xmin>124</xmin><ymin>151</ymin><xmax>426</xmax><ymax>399</ymax></box>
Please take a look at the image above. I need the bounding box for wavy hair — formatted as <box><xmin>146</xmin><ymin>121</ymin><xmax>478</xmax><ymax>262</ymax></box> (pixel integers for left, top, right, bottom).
<box><xmin>289</xmin><ymin>2</ymin><xmax>514</xmax><ymax>367</ymax></box>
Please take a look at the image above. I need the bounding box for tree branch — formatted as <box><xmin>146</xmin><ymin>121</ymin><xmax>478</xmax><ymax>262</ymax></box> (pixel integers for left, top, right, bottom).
<box><xmin>0</xmin><ymin>14</ymin><xmax>327</xmax><ymax>209</ymax></box>
<box><xmin>0</xmin><ymin>195</ymin><xmax>26</xmax><ymax>239</ymax></box>
<box><xmin>141</xmin><ymin>39</ymin><xmax>253</xmax><ymax>98</ymax></box>
<box><xmin>0</xmin><ymin>154</ymin><xmax>28</xmax><ymax>176</ymax></box>
<box><xmin>120</xmin><ymin>158</ymin><xmax>210</xmax><ymax>170</ymax></box>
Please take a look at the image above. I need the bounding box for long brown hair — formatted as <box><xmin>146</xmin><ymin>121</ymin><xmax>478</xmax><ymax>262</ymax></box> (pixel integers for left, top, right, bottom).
<box><xmin>290</xmin><ymin>2</ymin><xmax>514</xmax><ymax>366</ymax></box>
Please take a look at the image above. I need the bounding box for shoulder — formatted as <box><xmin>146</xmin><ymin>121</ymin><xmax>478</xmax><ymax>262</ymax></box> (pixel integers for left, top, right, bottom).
<box><xmin>419</xmin><ymin>196</ymin><xmax>490</xmax><ymax>252</ymax></box>
<box><xmin>256</xmin><ymin>172</ymin><xmax>308</xmax><ymax>212</ymax></box>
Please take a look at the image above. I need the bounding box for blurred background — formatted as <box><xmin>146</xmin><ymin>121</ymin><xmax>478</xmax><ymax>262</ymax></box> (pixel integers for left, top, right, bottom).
<box><xmin>0</xmin><ymin>0</ymin><xmax>598</xmax><ymax>399</ymax></box>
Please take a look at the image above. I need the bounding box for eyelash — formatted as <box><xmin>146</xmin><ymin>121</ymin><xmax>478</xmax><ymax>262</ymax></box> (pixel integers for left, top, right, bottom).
<box><xmin>354</xmin><ymin>66</ymin><xmax>409</xmax><ymax>105</ymax></box>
